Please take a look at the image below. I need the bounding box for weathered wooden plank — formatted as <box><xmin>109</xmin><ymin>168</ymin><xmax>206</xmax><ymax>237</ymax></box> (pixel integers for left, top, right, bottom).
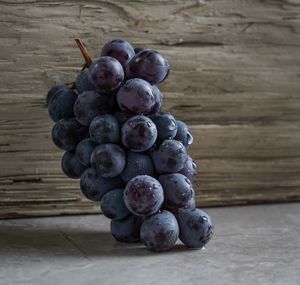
<box><xmin>0</xmin><ymin>0</ymin><xmax>299</xmax><ymax>218</ymax></box>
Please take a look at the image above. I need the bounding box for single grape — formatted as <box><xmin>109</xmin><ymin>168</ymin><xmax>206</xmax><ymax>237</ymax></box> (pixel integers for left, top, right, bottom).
<box><xmin>114</xmin><ymin>110</ymin><xmax>131</xmax><ymax>125</ymax></box>
<box><xmin>116</xmin><ymin>78</ymin><xmax>155</xmax><ymax>115</ymax></box>
<box><xmin>151</xmin><ymin>139</ymin><xmax>188</xmax><ymax>174</ymax></box>
<box><xmin>101</xmin><ymin>40</ymin><xmax>135</xmax><ymax>70</ymax></box>
<box><xmin>123</xmin><ymin>175</ymin><xmax>164</xmax><ymax>216</ymax></box>
<box><xmin>178</xmin><ymin>155</ymin><xmax>198</xmax><ymax>182</ymax></box>
<box><xmin>73</xmin><ymin>90</ymin><xmax>114</xmax><ymax>126</ymax></box>
<box><xmin>120</xmin><ymin>151</ymin><xmax>154</xmax><ymax>183</ymax></box>
<box><xmin>174</xmin><ymin>120</ymin><xmax>193</xmax><ymax>148</ymax></box>
<box><xmin>89</xmin><ymin>114</ymin><xmax>120</xmax><ymax>144</ymax></box>
<box><xmin>91</xmin><ymin>144</ymin><xmax>126</xmax><ymax>177</ymax></box>
<box><xmin>149</xmin><ymin>85</ymin><xmax>163</xmax><ymax>114</ymax></box>
<box><xmin>88</xmin><ymin>56</ymin><xmax>124</xmax><ymax>94</ymax></box>
<box><xmin>75</xmin><ymin>138</ymin><xmax>98</xmax><ymax>166</ymax></box>
<box><xmin>52</xmin><ymin>118</ymin><xmax>88</xmax><ymax>151</ymax></box>
<box><xmin>75</xmin><ymin>69</ymin><xmax>95</xmax><ymax>94</ymax></box>
<box><xmin>100</xmin><ymin>188</ymin><xmax>130</xmax><ymax>220</ymax></box>
<box><xmin>134</xmin><ymin>47</ymin><xmax>145</xmax><ymax>54</ymax></box>
<box><xmin>110</xmin><ymin>214</ymin><xmax>144</xmax><ymax>243</ymax></box>
<box><xmin>46</xmin><ymin>84</ymin><xmax>68</xmax><ymax>106</ymax></box>
<box><xmin>121</xmin><ymin>115</ymin><xmax>157</xmax><ymax>152</ymax></box>
<box><xmin>140</xmin><ymin>210</ymin><xmax>179</xmax><ymax>252</ymax></box>
<box><xmin>149</xmin><ymin>112</ymin><xmax>177</xmax><ymax>140</ymax></box>
<box><xmin>61</xmin><ymin>151</ymin><xmax>87</xmax><ymax>179</ymax></box>
<box><xmin>176</xmin><ymin>208</ymin><xmax>214</xmax><ymax>248</ymax></box>
<box><xmin>158</xmin><ymin>173</ymin><xmax>194</xmax><ymax>208</ymax></box>
<box><xmin>125</xmin><ymin>49</ymin><xmax>169</xmax><ymax>85</ymax></box>
<box><xmin>48</xmin><ymin>87</ymin><xmax>78</xmax><ymax>122</ymax></box>
<box><xmin>80</xmin><ymin>167</ymin><xmax>123</xmax><ymax>201</ymax></box>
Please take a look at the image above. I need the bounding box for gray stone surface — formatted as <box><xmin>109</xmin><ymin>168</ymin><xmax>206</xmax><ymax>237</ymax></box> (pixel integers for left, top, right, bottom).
<box><xmin>0</xmin><ymin>203</ymin><xmax>299</xmax><ymax>285</ymax></box>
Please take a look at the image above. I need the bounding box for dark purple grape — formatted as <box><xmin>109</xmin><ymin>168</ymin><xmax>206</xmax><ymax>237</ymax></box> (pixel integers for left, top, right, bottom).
<box><xmin>89</xmin><ymin>114</ymin><xmax>120</xmax><ymax>144</ymax></box>
<box><xmin>114</xmin><ymin>110</ymin><xmax>131</xmax><ymax>125</ymax></box>
<box><xmin>100</xmin><ymin>188</ymin><xmax>130</xmax><ymax>220</ymax></box>
<box><xmin>91</xmin><ymin>144</ymin><xmax>126</xmax><ymax>178</ymax></box>
<box><xmin>178</xmin><ymin>155</ymin><xmax>198</xmax><ymax>182</ymax></box>
<box><xmin>48</xmin><ymin>87</ymin><xmax>78</xmax><ymax>122</ymax></box>
<box><xmin>61</xmin><ymin>151</ymin><xmax>87</xmax><ymax>179</ymax></box>
<box><xmin>52</xmin><ymin>118</ymin><xmax>88</xmax><ymax>151</ymax></box>
<box><xmin>120</xmin><ymin>151</ymin><xmax>154</xmax><ymax>183</ymax></box>
<box><xmin>75</xmin><ymin>69</ymin><xmax>95</xmax><ymax>94</ymax></box>
<box><xmin>149</xmin><ymin>85</ymin><xmax>163</xmax><ymax>114</ymax></box>
<box><xmin>80</xmin><ymin>167</ymin><xmax>123</xmax><ymax>201</ymax></box>
<box><xmin>101</xmin><ymin>40</ymin><xmax>135</xmax><ymax>70</ymax></box>
<box><xmin>134</xmin><ymin>47</ymin><xmax>145</xmax><ymax>54</ymax></box>
<box><xmin>73</xmin><ymin>90</ymin><xmax>114</xmax><ymax>126</ymax></box>
<box><xmin>88</xmin><ymin>56</ymin><xmax>124</xmax><ymax>94</ymax></box>
<box><xmin>110</xmin><ymin>214</ymin><xmax>144</xmax><ymax>243</ymax></box>
<box><xmin>140</xmin><ymin>210</ymin><xmax>179</xmax><ymax>252</ymax></box>
<box><xmin>121</xmin><ymin>115</ymin><xmax>157</xmax><ymax>152</ymax></box>
<box><xmin>116</xmin><ymin>78</ymin><xmax>155</xmax><ymax>115</ymax></box>
<box><xmin>174</xmin><ymin>120</ymin><xmax>193</xmax><ymax>148</ymax></box>
<box><xmin>123</xmin><ymin>175</ymin><xmax>164</xmax><ymax>216</ymax></box>
<box><xmin>125</xmin><ymin>49</ymin><xmax>169</xmax><ymax>85</ymax></box>
<box><xmin>46</xmin><ymin>84</ymin><xmax>68</xmax><ymax>106</ymax></box>
<box><xmin>149</xmin><ymin>112</ymin><xmax>177</xmax><ymax>140</ymax></box>
<box><xmin>75</xmin><ymin>138</ymin><xmax>98</xmax><ymax>166</ymax></box>
<box><xmin>159</xmin><ymin>173</ymin><xmax>194</xmax><ymax>208</ymax></box>
<box><xmin>176</xmin><ymin>208</ymin><xmax>214</xmax><ymax>248</ymax></box>
<box><xmin>151</xmin><ymin>139</ymin><xmax>188</xmax><ymax>174</ymax></box>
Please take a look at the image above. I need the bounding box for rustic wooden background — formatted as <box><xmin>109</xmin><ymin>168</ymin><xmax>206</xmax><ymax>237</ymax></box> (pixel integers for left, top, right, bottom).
<box><xmin>0</xmin><ymin>0</ymin><xmax>300</xmax><ymax>218</ymax></box>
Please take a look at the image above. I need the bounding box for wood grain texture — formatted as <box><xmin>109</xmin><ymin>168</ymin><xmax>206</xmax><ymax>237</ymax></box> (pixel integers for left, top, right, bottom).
<box><xmin>0</xmin><ymin>0</ymin><xmax>300</xmax><ymax>218</ymax></box>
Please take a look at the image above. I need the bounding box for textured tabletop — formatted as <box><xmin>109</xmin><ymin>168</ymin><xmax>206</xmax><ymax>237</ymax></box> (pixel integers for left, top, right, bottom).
<box><xmin>1</xmin><ymin>203</ymin><xmax>299</xmax><ymax>285</ymax></box>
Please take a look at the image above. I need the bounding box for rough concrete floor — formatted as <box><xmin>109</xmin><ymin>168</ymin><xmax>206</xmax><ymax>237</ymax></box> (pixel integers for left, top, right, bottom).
<box><xmin>0</xmin><ymin>203</ymin><xmax>299</xmax><ymax>285</ymax></box>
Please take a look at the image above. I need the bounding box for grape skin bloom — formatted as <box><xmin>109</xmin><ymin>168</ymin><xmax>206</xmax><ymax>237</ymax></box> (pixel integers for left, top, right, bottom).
<box><xmin>141</xmin><ymin>210</ymin><xmax>179</xmax><ymax>252</ymax></box>
<box><xmin>89</xmin><ymin>114</ymin><xmax>120</xmax><ymax>144</ymax></box>
<box><xmin>158</xmin><ymin>173</ymin><xmax>194</xmax><ymax>208</ymax></box>
<box><xmin>61</xmin><ymin>151</ymin><xmax>87</xmax><ymax>179</ymax></box>
<box><xmin>121</xmin><ymin>115</ymin><xmax>157</xmax><ymax>152</ymax></box>
<box><xmin>91</xmin><ymin>144</ymin><xmax>126</xmax><ymax>178</ymax></box>
<box><xmin>117</xmin><ymin>78</ymin><xmax>155</xmax><ymax>115</ymax></box>
<box><xmin>149</xmin><ymin>112</ymin><xmax>178</xmax><ymax>140</ymax></box>
<box><xmin>125</xmin><ymin>49</ymin><xmax>169</xmax><ymax>85</ymax></box>
<box><xmin>176</xmin><ymin>208</ymin><xmax>214</xmax><ymax>248</ymax></box>
<box><xmin>151</xmin><ymin>139</ymin><xmax>188</xmax><ymax>174</ymax></box>
<box><xmin>48</xmin><ymin>87</ymin><xmax>78</xmax><ymax>122</ymax></box>
<box><xmin>123</xmin><ymin>175</ymin><xmax>164</xmax><ymax>216</ymax></box>
<box><xmin>52</xmin><ymin>118</ymin><xmax>88</xmax><ymax>151</ymax></box>
<box><xmin>101</xmin><ymin>39</ymin><xmax>135</xmax><ymax>70</ymax></box>
<box><xmin>80</xmin><ymin>167</ymin><xmax>123</xmax><ymax>201</ymax></box>
<box><xmin>75</xmin><ymin>138</ymin><xmax>98</xmax><ymax>166</ymax></box>
<box><xmin>89</xmin><ymin>56</ymin><xmax>124</xmax><ymax>94</ymax></box>
<box><xmin>120</xmin><ymin>151</ymin><xmax>154</xmax><ymax>183</ymax></box>
<box><xmin>73</xmin><ymin>90</ymin><xmax>114</xmax><ymax>126</ymax></box>
<box><xmin>110</xmin><ymin>214</ymin><xmax>144</xmax><ymax>243</ymax></box>
<box><xmin>100</xmin><ymin>188</ymin><xmax>130</xmax><ymax>220</ymax></box>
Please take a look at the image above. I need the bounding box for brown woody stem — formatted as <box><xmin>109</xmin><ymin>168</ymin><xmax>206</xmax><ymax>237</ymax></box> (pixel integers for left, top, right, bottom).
<box><xmin>75</xmin><ymin>38</ymin><xmax>92</xmax><ymax>67</ymax></box>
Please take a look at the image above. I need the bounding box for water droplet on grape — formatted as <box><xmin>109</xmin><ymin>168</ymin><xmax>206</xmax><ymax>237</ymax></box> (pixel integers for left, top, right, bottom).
<box><xmin>170</xmin><ymin>119</ymin><xmax>176</xmax><ymax>129</ymax></box>
<box><xmin>192</xmin><ymin>162</ymin><xmax>197</xmax><ymax>170</ymax></box>
<box><xmin>187</xmin><ymin>131</ymin><xmax>193</xmax><ymax>145</ymax></box>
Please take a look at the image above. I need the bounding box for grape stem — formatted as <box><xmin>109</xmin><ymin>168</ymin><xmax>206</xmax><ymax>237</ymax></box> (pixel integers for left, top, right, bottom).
<box><xmin>75</xmin><ymin>38</ymin><xmax>92</xmax><ymax>67</ymax></box>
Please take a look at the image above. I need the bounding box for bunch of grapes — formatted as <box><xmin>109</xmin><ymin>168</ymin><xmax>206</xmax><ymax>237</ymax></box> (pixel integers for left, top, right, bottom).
<box><xmin>47</xmin><ymin>39</ymin><xmax>214</xmax><ymax>252</ymax></box>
